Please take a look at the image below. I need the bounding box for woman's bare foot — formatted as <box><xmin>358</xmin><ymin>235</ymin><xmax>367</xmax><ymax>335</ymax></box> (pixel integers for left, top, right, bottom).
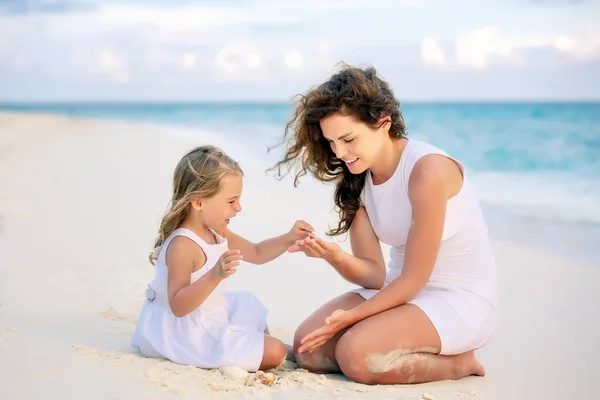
<box><xmin>285</xmin><ymin>344</ymin><xmax>296</xmax><ymax>362</ymax></box>
<box><xmin>453</xmin><ymin>350</ymin><xmax>485</xmax><ymax>379</ymax></box>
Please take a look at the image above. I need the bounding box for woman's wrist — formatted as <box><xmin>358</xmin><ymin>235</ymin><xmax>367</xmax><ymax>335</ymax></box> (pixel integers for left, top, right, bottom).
<box><xmin>346</xmin><ymin>306</ymin><xmax>364</xmax><ymax>325</ymax></box>
<box><xmin>323</xmin><ymin>248</ymin><xmax>345</xmax><ymax>265</ymax></box>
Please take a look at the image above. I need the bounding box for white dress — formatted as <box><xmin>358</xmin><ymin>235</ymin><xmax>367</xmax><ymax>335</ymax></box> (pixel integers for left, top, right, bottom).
<box><xmin>352</xmin><ymin>139</ymin><xmax>499</xmax><ymax>355</ymax></box>
<box><xmin>131</xmin><ymin>228</ymin><xmax>269</xmax><ymax>371</ymax></box>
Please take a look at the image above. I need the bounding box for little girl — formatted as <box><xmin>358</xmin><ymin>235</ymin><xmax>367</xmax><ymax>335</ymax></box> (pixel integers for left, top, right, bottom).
<box><xmin>131</xmin><ymin>145</ymin><xmax>313</xmax><ymax>371</ymax></box>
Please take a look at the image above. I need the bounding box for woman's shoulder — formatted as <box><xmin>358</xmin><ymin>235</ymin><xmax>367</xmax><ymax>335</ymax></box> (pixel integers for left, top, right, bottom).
<box><xmin>405</xmin><ymin>141</ymin><xmax>465</xmax><ymax>200</ymax></box>
<box><xmin>404</xmin><ymin>139</ymin><xmax>449</xmax><ymax>159</ymax></box>
<box><xmin>401</xmin><ymin>139</ymin><xmax>462</xmax><ymax>190</ymax></box>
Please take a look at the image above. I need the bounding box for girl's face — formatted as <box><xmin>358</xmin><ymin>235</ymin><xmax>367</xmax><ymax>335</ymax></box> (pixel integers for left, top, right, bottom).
<box><xmin>319</xmin><ymin>113</ymin><xmax>389</xmax><ymax>174</ymax></box>
<box><xmin>193</xmin><ymin>173</ymin><xmax>243</xmax><ymax>232</ymax></box>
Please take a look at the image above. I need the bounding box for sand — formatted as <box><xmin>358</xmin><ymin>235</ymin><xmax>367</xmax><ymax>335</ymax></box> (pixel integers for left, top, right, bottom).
<box><xmin>0</xmin><ymin>111</ymin><xmax>598</xmax><ymax>400</ymax></box>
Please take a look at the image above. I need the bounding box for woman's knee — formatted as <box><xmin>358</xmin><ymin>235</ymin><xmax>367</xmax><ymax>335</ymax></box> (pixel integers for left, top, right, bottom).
<box><xmin>292</xmin><ymin>325</ymin><xmax>339</xmax><ymax>373</ymax></box>
<box><xmin>292</xmin><ymin>320</ymin><xmax>309</xmax><ymax>352</ymax></box>
<box><xmin>292</xmin><ymin>293</ymin><xmax>365</xmax><ymax>372</ymax></box>
<box><xmin>335</xmin><ymin>330</ymin><xmax>378</xmax><ymax>384</ymax></box>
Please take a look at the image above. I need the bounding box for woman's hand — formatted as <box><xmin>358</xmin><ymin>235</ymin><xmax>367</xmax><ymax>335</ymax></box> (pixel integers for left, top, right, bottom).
<box><xmin>286</xmin><ymin>220</ymin><xmax>315</xmax><ymax>244</ymax></box>
<box><xmin>297</xmin><ymin>309</ymin><xmax>358</xmax><ymax>354</ymax></box>
<box><xmin>288</xmin><ymin>233</ymin><xmax>343</xmax><ymax>262</ymax></box>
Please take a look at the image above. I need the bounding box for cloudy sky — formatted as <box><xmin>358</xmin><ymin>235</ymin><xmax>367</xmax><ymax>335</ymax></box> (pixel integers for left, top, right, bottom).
<box><xmin>0</xmin><ymin>0</ymin><xmax>599</xmax><ymax>102</ymax></box>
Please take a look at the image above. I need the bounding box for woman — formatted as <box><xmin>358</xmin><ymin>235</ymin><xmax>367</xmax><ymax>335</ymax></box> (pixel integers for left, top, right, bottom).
<box><xmin>269</xmin><ymin>63</ymin><xmax>498</xmax><ymax>385</ymax></box>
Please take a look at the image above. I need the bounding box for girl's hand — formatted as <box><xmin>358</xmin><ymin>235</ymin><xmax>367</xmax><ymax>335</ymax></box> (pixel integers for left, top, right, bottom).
<box><xmin>288</xmin><ymin>233</ymin><xmax>342</xmax><ymax>262</ymax></box>
<box><xmin>298</xmin><ymin>309</ymin><xmax>357</xmax><ymax>354</ymax></box>
<box><xmin>214</xmin><ymin>249</ymin><xmax>243</xmax><ymax>279</ymax></box>
<box><xmin>286</xmin><ymin>220</ymin><xmax>315</xmax><ymax>243</ymax></box>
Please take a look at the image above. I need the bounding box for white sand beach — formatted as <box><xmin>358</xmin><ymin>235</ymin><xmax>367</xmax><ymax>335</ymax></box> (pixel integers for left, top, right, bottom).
<box><xmin>0</xmin><ymin>111</ymin><xmax>598</xmax><ymax>400</ymax></box>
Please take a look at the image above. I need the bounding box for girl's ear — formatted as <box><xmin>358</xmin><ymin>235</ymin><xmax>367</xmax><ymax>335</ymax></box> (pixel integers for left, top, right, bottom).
<box><xmin>191</xmin><ymin>197</ymin><xmax>203</xmax><ymax>211</ymax></box>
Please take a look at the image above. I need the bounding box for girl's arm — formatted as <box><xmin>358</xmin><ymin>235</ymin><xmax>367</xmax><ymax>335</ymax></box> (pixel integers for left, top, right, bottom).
<box><xmin>349</xmin><ymin>154</ymin><xmax>462</xmax><ymax>322</ymax></box>
<box><xmin>224</xmin><ymin>220</ymin><xmax>313</xmax><ymax>265</ymax></box>
<box><xmin>166</xmin><ymin>236</ymin><xmax>239</xmax><ymax>317</ymax></box>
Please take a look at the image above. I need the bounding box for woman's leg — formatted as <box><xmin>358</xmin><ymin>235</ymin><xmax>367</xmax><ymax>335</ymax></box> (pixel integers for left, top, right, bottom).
<box><xmin>293</xmin><ymin>292</ymin><xmax>365</xmax><ymax>373</ymax></box>
<box><xmin>335</xmin><ymin>304</ymin><xmax>485</xmax><ymax>384</ymax></box>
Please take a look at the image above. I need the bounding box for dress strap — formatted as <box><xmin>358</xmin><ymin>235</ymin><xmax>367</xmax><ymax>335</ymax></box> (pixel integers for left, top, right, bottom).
<box><xmin>170</xmin><ymin>228</ymin><xmax>211</xmax><ymax>250</ymax></box>
<box><xmin>152</xmin><ymin>228</ymin><xmax>221</xmax><ymax>265</ymax></box>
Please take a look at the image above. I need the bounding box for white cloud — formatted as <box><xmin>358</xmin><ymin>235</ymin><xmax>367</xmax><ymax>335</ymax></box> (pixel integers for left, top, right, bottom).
<box><xmin>417</xmin><ymin>22</ymin><xmax>600</xmax><ymax>70</ymax></box>
<box><xmin>0</xmin><ymin>2</ymin><xmax>599</xmax><ymax>100</ymax></box>
<box><xmin>284</xmin><ymin>51</ymin><xmax>303</xmax><ymax>70</ymax></box>
<box><xmin>442</xmin><ymin>24</ymin><xmax>600</xmax><ymax>70</ymax></box>
<box><xmin>553</xmin><ymin>24</ymin><xmax>600</xmax><ymax>61</ymax></box>
<box><xmin>421</xmin><ymin>37</ymin><xmax>448</xmax><ymax>68</ymax></box>
<box><xmin>96</xmin><ymin>5</ymin><xmax>252</xmax><ymax>31</ymax></box>
<box><xmin>97</xmin><ymin>48</ymin><xmax>129</xmax><ymax>83</ymax></box>
<box><xmin>455</xmin><ymin>27</ymin><xmax>518</xmax><ymax>69</ymax></box>
<box><xmin>246</xmin><ymin>53</ymin><xmax>263</xmax><ymax>69</ymax></box>
<box><xmin>306</xmin><ymin>0</ymin><xmax>428</xmax><ymax>10</ymax></box>
<box><xmin>213</xmin><ymin>39</ymin><xmax>269</xmax><ymax>82</ymax></box>
<box><xmin>180</xmin><ymin>53</ymin><xmax>197</xmax><ymax>70</ymax></box>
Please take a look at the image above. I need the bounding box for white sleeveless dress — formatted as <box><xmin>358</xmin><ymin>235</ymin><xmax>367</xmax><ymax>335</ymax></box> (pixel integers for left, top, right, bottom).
<box><xmin>353</xmin><ymin>139</ymin><xmax>499</xmax><ymax>355</ymax></box>
<box><xmin>131</xmin><ymin>228</ymin><xmax>269</xmax><ymax>371</ymax></box>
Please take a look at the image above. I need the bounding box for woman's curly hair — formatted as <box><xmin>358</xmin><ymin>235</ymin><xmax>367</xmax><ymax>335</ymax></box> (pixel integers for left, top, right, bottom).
<box><xmin>268</xmin><ymin>63</ymin><xmax>407</xmax><ymax>236</ymax></box>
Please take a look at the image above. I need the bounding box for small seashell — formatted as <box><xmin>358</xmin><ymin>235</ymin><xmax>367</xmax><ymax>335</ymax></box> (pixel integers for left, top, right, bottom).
<box><xmin>260</xmin><ymin>372</ymin><xmax>277</xmax><ymax>385</ymax></box>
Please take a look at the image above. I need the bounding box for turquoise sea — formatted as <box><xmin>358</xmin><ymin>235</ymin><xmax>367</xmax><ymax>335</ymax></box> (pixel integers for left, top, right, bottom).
<box><xmin>2</xmin><ymin>102</ymin><xmax>599</xmax><ymax>263</ymax></box>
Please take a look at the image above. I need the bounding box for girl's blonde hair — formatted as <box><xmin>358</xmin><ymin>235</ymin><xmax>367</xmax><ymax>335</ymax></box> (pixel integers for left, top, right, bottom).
<box><xmin>149</xmin><ymin>145</ymin><xmax>243</xmax><ymax>265</ymax></box>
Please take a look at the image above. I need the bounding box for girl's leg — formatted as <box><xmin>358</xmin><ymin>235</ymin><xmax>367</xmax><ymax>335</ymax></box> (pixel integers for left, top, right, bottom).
<box><xmin>263</xmin><ymin>325</ymin><xmax>295</xmax><ymax>361</ymax></box>
<box><xmin>293</xmin><ymin>292</ymin><xmax>365</xmax><ymax>373</ymax></box>
<box><xmin>260</xmin><ymin>334</ymin><xmax>287</xmax><ymax>370</ymax></box>
<box><xmin>334</xmin><ymin>303</ymin><xmax>485</xmax><ymax>384</ymax></box>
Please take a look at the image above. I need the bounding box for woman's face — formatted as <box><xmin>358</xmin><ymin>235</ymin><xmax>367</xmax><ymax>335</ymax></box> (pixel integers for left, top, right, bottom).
<box><xmin>320</xmin><ymin>113</ymin><xmax>388</xmax><ymax>174</ymax></box>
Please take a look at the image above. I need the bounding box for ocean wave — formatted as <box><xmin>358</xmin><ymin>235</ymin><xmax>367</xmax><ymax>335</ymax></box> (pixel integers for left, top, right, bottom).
<box><xmin>468</xmin><ymin>170</ymin><xmax>600</xmax><ymax>225</ymax></box>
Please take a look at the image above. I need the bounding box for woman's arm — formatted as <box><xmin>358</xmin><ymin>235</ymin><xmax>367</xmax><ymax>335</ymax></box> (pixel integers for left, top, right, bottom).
<box><xmin>350</xmin><ymin>154</ymin><xmax>463</xmax><ymax>322</ymax></box>
<box><xmin>324</xmin><ymin>205</ymin><xmax>387</xmax><ymax>289</ymax></box>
